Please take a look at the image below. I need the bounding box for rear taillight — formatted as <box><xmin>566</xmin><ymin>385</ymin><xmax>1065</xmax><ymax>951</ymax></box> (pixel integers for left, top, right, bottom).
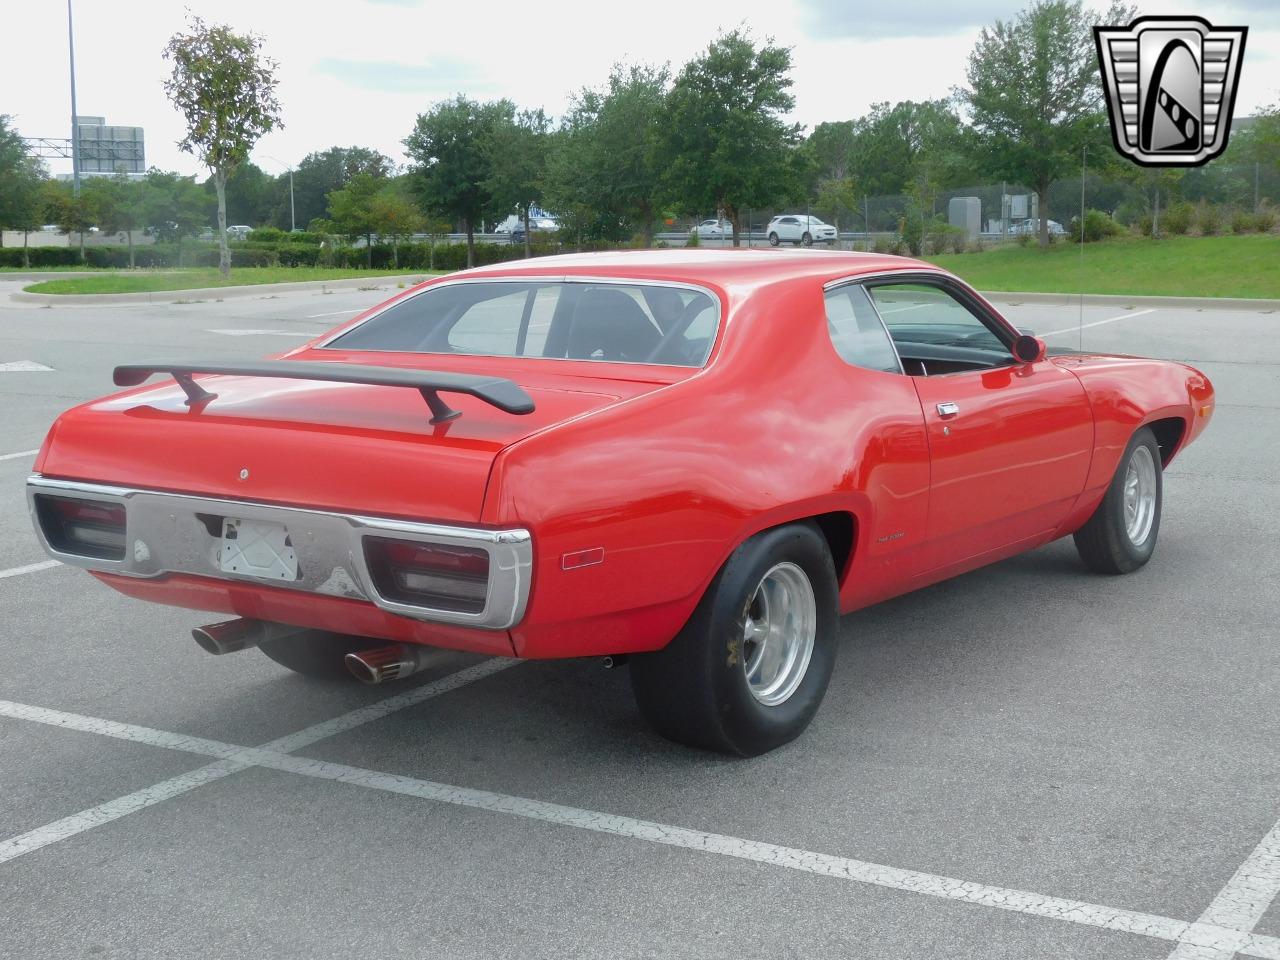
<box><xmin>363</xmin><ymin>537</ymin><xmax>490</xmax><ymax>614</ymax></box>
<box><xmin>35</xmin><ymin>495</ymin><xmax>126</xmax><ymax>560</ymax></box>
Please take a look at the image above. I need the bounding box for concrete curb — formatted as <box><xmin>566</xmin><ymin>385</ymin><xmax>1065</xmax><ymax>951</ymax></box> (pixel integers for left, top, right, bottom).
<box><xmin>978</xmin><ymin>290</ymin><xmax>1280</xmax><ymax>311</ymax></box>
<box><xmin>8</xmin><ymin>274</ymin><xmax>434</xmax><ymax>306</ymax></box>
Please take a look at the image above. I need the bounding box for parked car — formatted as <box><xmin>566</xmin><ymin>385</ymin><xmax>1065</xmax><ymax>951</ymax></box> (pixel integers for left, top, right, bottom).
<box><xmin>27</xmin><ymin>251</ymin><xmax>1214</xmax><ymax>755</ymax></box>
<box><xmin>1012</xmin><ymin>218</ymin><xmax>1068</xmax><ymax>236</ymax></box>
<box><xmin>768</xmin><ymin>215</ymin><xmax>837</xmax><ymax>246</ymax></box>
<box><xmin>691</xmin><ymin>218</ymin><xmax>733</xmax><ymax>239</ymax></box>
<box><xmin>509</xmin><ymin>217</ymin><xmax>559</xmax><ymax>244</ymax></box>
<box><xmin>226</xmin><ymin>225</ymin><xmax>253</xmax><ymax>241</ymax></box>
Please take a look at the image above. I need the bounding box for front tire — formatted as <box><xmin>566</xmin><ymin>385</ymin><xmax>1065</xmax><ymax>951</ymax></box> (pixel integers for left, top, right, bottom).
<box><xmin>1073</xmin><ymin>427</ymin><xmax>1163</xmax><ymax>574</ymax></box>
<box><xmin>801</xmin><ymin>232</ymin><xmax>813</xmax><ymax>247</ymax></box>
<box><xmin>630</xmin><ymin>523</ymin><xmax>839</xmax><ymax>756</ymax></box>
<box><xmin>259</xmin><ymin>630</ymin><xmax>371</xmax><ymax>680</ymax></box>
<box><xmin>768</xmin><ymin>232</ymin><xmax>780</xmax><ymax>246</ymax></box>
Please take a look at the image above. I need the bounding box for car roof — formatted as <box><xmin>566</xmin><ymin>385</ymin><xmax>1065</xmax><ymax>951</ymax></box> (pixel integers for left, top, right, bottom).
<box><xmin>457</xmin><ymin>248</ymin><xmax>938</xmax><ymax>290</ymax></box>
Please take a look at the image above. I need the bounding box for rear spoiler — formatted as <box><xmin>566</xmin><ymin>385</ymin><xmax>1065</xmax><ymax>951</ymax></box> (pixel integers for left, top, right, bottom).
<box><xmin>113</xmin><ymin>361</ymin><xmax>536</xmax><ymax>424</ymax></box>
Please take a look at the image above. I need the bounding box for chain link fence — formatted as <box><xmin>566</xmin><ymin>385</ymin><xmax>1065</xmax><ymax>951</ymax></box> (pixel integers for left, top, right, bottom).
<box><xmin>663</xmin><ymin>160</ymin><xmax>1279</xmax><ymax>254</ymax></box>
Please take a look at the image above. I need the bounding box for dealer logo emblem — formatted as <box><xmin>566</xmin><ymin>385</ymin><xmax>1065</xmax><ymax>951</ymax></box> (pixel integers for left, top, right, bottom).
<box><xmin>1094</xmin><ymin>15</ymin><xmax>1247</xmax><ymax>167</ymax></box>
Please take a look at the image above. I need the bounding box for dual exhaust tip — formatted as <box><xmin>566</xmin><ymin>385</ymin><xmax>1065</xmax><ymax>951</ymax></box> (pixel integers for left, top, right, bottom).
<box><xmin>192</xmin><ymin>618</ymin><xmax>432</xmax><ymax>685</ymax></box>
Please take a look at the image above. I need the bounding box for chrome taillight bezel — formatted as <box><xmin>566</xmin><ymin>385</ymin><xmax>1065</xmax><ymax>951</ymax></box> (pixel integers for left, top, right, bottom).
<box><xmin>26</xmin><ymin>476</ymin><xmax>532</xmax><ymax>630</ymax></box>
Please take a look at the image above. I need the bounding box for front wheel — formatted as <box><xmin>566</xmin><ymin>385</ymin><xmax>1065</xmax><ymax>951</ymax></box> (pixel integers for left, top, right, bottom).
<box><xmin>1073</xmin><ymin>427</ymin><xmax>1163</xmax><ymax>574</ymax></box>
<box><xmin>801</xmin><ymin>232</ymin><xmax>813</xmax><ymax>247</ymax></box>
<box><xmin>768</xmin><ymin>232</ymin><xmax>780</xmax><ymax>246</ymax></box>
<box><xmin>630</xmin><ymin>522</ymin><xmax>839</xmax><ymax>756</ymax></box>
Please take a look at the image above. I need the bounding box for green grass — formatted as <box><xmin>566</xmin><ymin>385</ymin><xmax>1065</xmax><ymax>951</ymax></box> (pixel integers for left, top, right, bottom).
<box><xmin>24</xmin><ymin>267</ymin><xmax>442</xmax><ymax>295</ymax></box>
<box><xmin>925</xmin><ymin>233</ymin><xmax>1280</xmax><ymax>299</ymax></box>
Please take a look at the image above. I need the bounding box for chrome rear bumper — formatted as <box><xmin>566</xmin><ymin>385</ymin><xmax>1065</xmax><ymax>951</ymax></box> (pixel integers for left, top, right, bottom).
<box><xmin>26</xmin><ymin>476</ymin><xmax>532</xmax><ymax>630</ymax></box>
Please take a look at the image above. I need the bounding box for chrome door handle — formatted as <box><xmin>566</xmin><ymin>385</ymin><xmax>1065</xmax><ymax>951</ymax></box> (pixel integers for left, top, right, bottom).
<box><xmin>936</xmin><ymin>401</ymin><xmax>960</xmax><ymax>418</ymax></box>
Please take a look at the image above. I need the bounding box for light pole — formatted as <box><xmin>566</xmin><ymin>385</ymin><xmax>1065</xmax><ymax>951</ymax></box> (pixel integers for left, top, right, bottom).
<box><xmin>261</xmin><ymin>154</ymin><xmax>296</xmax><ymax>232</ymax></box>
<box><xmin>67</xmin><ymin>0</ymin><xmax>80</xmax><ymax>198</ymax></box>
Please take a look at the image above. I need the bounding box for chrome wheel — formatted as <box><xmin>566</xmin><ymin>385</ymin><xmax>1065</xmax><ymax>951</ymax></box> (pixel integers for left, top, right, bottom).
<box><xmin>742</xmin><ymin>562</ymin><xmax>817</xmax><ymax>706</ymax></box>
<box><xmin>1123</xmin><ymin>444</ymin><xmax>1158</xmax><ymax>546</ymax></box>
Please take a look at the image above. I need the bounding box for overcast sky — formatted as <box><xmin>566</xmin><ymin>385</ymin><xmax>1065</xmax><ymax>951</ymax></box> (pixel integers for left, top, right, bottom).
<box><xmin>7</xmin><ymin>0</ymin><xmax>1278</xmax><ymax>179</ymax></box>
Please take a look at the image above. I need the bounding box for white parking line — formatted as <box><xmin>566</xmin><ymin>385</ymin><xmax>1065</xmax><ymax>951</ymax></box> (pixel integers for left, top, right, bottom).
<box><xmin>0</xmin><ymin>560</ymin><xmax>60</xmax><ymax>579</ymax></box>
<box><xmin>1166</xmin><ymin>820</ymin><xmax>1280</xmax><ymax>960</ymax></box>
<box><xmin>0</xmin><ymin>448</ymin><xmax>39</xmax><ymax>462</ymax></box>
<box><xmin>0</xmin><ymin>657</ymin><xmax>515</xmax><ymax>865</ymax></box>
<box><xmin>306</xmin><ymin>309</ymin><xmax>357</xmax><ymax>319</ymax></box>
<box><xmin>0</xmin><ymin>361</ymin><xmax>54</xmax><ymax>372</ymax></box>
<box><xmin>206</xmin><ymin>328</ymin><xmax>319</xmax><ymax>337</ymax></box>
<box><xmin>1041</xmin><ymin>308</ymin><xmax>1158</xmax><ymax>338</ymax></box>
<box><xmin>3</xmin><ymin>693</ymin><xmax>1280</xmax><ymax>959</ymax></box>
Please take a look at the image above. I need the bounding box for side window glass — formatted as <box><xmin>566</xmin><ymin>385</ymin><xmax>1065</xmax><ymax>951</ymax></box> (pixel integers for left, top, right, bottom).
<box><xmin>824</xmin><ymin>285</ymin><xmax>902</xmax><ymax>374</ymax></box>
<box><xmin>447</xmin><ymin>288</ymin><xmax>529</xmax><ymax>355</ymax></box>
<box><xmin>867</xmin><ymin>283</ymin><xmax>1004</xmax><ymax>352</ymax></box>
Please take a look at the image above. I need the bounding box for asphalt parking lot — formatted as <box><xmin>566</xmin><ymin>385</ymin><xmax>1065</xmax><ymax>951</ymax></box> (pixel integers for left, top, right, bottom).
<box><xmin>1</xmin><ymin>271</ymin><xmax>1277</xmax><ymax>960</ymax></box>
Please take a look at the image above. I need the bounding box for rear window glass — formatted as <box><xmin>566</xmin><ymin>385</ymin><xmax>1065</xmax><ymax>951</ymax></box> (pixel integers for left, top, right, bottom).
<box><xmin>324</xmin><ymin>281</ymin><xmax>719</xmax><ymax>367</ymax></box>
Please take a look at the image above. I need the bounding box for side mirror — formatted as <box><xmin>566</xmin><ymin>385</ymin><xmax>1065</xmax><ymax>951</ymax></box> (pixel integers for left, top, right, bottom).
<box><xmin>1012</xmin><ymin>334</ymin><xmax>1047</xmax><ymax>364</ymax></box>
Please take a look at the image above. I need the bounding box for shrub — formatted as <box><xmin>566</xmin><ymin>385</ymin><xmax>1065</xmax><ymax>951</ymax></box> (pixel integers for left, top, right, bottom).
<box><xmin>1195</xmin><ymin>201</ymin><xmax>1222</xmax><ymax>235</ymax></box>
<box><xmin>0</xmin><ymin>246</ymin><xmax>83</xmax><ymax>268</ymax></box>
<box><xmin>1162</xmin><ymin>202</ymin><xmax>1194</xmax><ymax>235</ymax></box>
<box><xmin>247</xmin><ymin>227</ymin><xmax>286</xmax><ymax>243</ymax></box>
<box><xmin>685</xmin><ymin>229</ymin><xmax>700</xmax><ymax>248</ymax></box>
<box><xmin>1138</xmin><ymin>215</ymin><xmax>1154</xmax><ymax>237</ymax></box>
<box><xmin>1231</xmin><ymin>210</ymin><xmax>1257</xmax><ymax>234</ymax></box>
<box><xmin>1257</xmin><ymin>207</ymin><xmax>1277</xmax><ymax>233</ymax></box>
<box><xmin>1069</xmin><ymin>209</ymin><xmax>1122</xmax><ymax>243</ymax></box>
<box><xmin>1016</xmin><ymin>231</ymin><xmax>1032</xmax><ymax>247</ymax></box>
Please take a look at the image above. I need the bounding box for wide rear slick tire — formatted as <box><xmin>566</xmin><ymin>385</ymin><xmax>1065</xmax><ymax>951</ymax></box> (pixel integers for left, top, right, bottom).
<box><xmin>1073</xmin><ymin>427</ymin><xmax>1163</xmax><ymax>574</ymax></box>
<box><xmin>630</xmin><ymin>522</ymin><xmax>839</xmax><ymax>756</ymax></box>
<box><xmin>258</xmin><ymin>631</ymin><xmax>371</xmax><ymax>680</ymax></box>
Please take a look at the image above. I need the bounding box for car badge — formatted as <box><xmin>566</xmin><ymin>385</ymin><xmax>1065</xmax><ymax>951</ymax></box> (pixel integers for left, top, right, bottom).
<box><xmin>1094</xmin><ymin>15</ymin><xmax>1247</xmax><ymax>167</ymax></box>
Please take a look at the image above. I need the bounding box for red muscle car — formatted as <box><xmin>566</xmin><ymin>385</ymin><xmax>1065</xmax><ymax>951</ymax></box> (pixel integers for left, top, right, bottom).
<box><xmin>27</xmin><ymin>250</ymin><xmax>1215</xmax><ymax>755</ymax></box>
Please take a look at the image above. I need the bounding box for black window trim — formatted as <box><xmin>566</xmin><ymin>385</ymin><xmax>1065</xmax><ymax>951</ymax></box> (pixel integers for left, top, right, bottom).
<box><xmin>859</xmin><ymin>272</ymin><xmax>1019</xmax><ymax>352</ymax></box>
<box><xmin>824</xmin><ymin>270</ymin><xmax>1021</xmax><ymax>379</ymax></box>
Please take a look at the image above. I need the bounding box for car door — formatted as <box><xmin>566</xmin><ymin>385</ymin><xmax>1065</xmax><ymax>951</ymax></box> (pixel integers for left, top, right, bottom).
<box><xmin>865</xmin><ymin>277</ymin><xmax>1093</xmax><ymax>572</ymax></box>
<box><xmin>822</xmin><ymin>281</ymin><xmax>933</xmax><ymax>607</ymax></box>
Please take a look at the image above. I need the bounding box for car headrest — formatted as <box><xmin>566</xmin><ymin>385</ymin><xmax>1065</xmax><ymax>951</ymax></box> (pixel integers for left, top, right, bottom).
<box><xmin>567</xmin><ymin>288</ymin><xmax>661</xmax><ymax>362</ymax></box>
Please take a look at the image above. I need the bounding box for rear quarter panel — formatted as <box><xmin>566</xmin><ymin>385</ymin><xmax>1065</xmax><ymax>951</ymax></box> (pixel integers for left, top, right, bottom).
<box><xmin>484</xmin><ymin>277</ymin><xmax>930</xmax><ymax>659</ymax></box>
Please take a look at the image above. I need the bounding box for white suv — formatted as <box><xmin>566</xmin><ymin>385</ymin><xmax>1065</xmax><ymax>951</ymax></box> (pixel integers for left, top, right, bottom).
<box><xmin>767</xmin><ymin>215</ymin><xmax>837</xmax><ymax>246</ymax></box>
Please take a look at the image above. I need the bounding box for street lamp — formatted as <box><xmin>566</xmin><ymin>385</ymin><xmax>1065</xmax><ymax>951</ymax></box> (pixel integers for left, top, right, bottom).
<box><xmin>260</xmin><ymin>154</ymin><xmax>296</xmax><ymax>232</ymax></box>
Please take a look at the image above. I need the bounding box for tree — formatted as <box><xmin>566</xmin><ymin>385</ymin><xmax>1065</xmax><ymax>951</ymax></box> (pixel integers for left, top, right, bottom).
<box><xmin>849</xmin><ymin>100</ymin><xmax>976</xmax><ymax>198</ymax></box>
<box><xmin>288</xmin><ymin>146</ymin><xmax>393</xmax><ymax>230</ymax></box>
<box><xmin>545</xmin><ymin>64</ymin><xmax>670</xmax><ymax>247</ymax></box>
<box><xmin>0</xmin><ymin>116</ymin><xmax>47</xmax><ymax>264</ymax></box>
<box><xmin>485</xmin><ymin>108</ymin><xmax>551</xmax><ymax>258</ymax></box>
<box><xmin>405</xmin><ymin>95</ymin><xmax>512</xmax><ymax>267</ymax></box>
<box><xmin>41</xmin><ymin>179</ymin><xmax>95</xmax><ymax>261</ymax></box>
<box><xmin>144</xmin><ymin>169</ymin><xmax>209</xmax><ymax>266</ymax></box>
<box><xmin>661</xmin><ymin>30</ymin><xmax>802</xmax><ymax>245</ymax></box>
<box><xmin>163</xmin><ymin>15</ymin><xmax>282</xmax><ymax>277</ymax></box>
<box><xmin>370</xmin><ymin>178</ymin><xmax>424</xmax><ymax>268</ymax></box>
<box><xmin>963</xmin><ymin>1</ymin><xmax>1134</xmax><ymax>248</ymax></box>
<box><xmin>326</xmin><ymin>172</ymin><xmax>384</xmax><ymax>265</ymax></box>
<box><xmin>207</xmin><ymin>161</ymin><xmax>281</xmax><ymax>227</ymax></box>
<box><xmin>85</xmin><ymin>172</ymin><xmax>148</xmax><ymax>267</ymax></box>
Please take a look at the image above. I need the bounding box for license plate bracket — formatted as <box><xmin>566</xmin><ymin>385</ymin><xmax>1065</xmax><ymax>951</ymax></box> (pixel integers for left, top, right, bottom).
<box><xmin>219</xmin><ymin>517</ymin><xmax>299</xmax><ymax>581</ymax></box>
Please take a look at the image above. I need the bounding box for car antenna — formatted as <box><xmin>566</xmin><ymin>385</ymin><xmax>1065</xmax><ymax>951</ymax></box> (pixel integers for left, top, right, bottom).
<box><xmin>1079</xmin><ymin>145</ymin><xmax>1087</xmax><ymax>353</ymax></box>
